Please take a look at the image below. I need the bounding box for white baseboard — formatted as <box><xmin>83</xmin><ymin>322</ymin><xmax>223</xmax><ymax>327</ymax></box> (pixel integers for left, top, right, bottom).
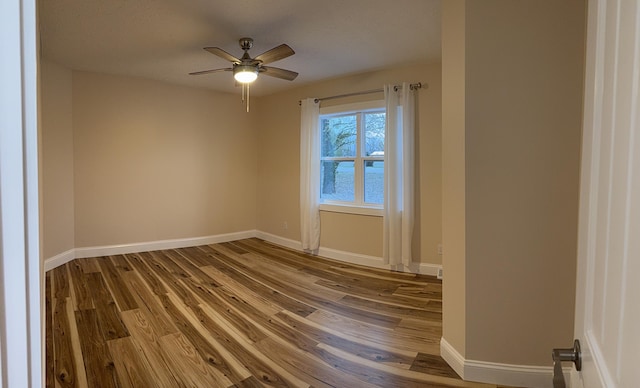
<box><xmin>254</xmin><ymin>230</ymin><xmax>301</xmax><ymax>252</ymax></box>
<box><xmin>44</xmin><ymin>230</ymin><xmax>442</xmax><ymax>278</ymax></box>
<box><xmin>44</xmin><ymin>249</ymin><xmax>75</xmax><ymax>272</ymax></box>
<box><xmin>440</xmin><ymin>337</ymin><xmax>570</xmax><ymax>388</ymax></box>
<box><xmin>74</xmin><ymin>230</ymin><xmax>256</xmax><ymax>259</ymax></box>
<box><xmin>44</xmin><ymin>230</ymin><xmax>258</xmax><ymax>271</ymax></box>
<box><xmin>410</xmin><ymin>262</ymin><xmax>442</xmax><ymax>277</ymax></box>
<box><xmin>255</xmin><ymin>230</ymin><xmax>442</xmax><ymax>276</ymax></box>
<box><xmin>254</xmin><ymin>230</ymin><xmax>387</xmax><ymax>270</ymax></box>
<box><xmin>440</xmin><ymin>337</ymin><xmax>466</xmax><ymax>378</ymax></box>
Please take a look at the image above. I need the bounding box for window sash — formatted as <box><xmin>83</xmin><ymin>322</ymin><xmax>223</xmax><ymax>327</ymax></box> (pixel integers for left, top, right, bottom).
<box><xmin>319</xmin><ymin>106</ymin><xmax>385</xmax><ymax>208</ymax></box>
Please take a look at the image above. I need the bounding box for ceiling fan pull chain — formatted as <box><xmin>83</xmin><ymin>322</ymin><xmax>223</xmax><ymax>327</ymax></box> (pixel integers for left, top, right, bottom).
<box><xmin>246</xmin><ymin>84</ymin><xmax>250</xmax><ymax>112</ymax></box>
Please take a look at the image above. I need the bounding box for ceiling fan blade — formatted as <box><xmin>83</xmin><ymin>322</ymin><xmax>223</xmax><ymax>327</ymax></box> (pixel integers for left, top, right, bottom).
<box><xmin>254</xmin><ymin>44</ymin><xmax>295</xmax><ymax>65</ymax></box>
<box><xmin>203</xmin><ymin>47</ymin><xmax>241</xmax><ymax>63</ymax></box>
<box><xmin>189</xmin><ymin>68</ymin><xmax>232</xmax><ymax>76</ymax></box>
<box><xmin>260</xmin><ymin>66</ymin><xmax>299</xmax><ymax>81</ymax></box>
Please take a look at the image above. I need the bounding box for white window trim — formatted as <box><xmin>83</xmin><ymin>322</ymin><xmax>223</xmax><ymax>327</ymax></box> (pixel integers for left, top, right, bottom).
<box><xmin>319</xmin><ymin>203</ymin><xmax>384</xmax><ymax>217</ymax></box>
<box><xmin>319</xmin><ymin>100</ymin><xmax>385</xmax><ymax>212</ymax></box>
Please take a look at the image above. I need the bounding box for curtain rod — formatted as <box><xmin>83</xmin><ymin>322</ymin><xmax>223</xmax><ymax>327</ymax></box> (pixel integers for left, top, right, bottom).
<box><xmin>298</xmin><ymin>82</ymin><xmax>426</xmax><ymax>106</ymax></box>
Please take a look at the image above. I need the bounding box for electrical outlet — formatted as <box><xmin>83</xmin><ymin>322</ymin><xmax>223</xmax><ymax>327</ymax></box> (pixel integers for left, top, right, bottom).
<box><xmin>283</xmin><ymin>221</ymin><xmax>288</xmax><ymax>230</ymax></box>
<box><xmin>437</xmin><ymin>243</ymin><xmax>443</xmax><ymax>255</ymax></box>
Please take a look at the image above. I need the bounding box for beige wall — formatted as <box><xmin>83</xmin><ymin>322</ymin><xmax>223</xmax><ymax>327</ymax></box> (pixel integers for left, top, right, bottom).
<box><xmin>41</xmin><ymin>63</ymin><xmax>442</xmax><ymax>266</ymax></box>
<box><xmin>442</xmin><ymin>0</ymin><xmax>584</xmax><ymax>367</ymax></box>
<box><xmin>72</xmin><ymin>72</ymin><xmax>257</xmax><ymax>247</ymax></box>
<box><xmin>41</xmin><ymin>61</ymin><xmax>75</xmax><ymax>259</ymax></box>
<box><xmin>319</xmin><ymin>212</ymin><xmax>382</xmax><ymax>258</ymax></box>
<box><xmin>442</xmin><ymin>0</ymin><xmax>467</xmax><ymax>357</ymax></box>
<box><xmin>255</xmin><ymin>62</ymin><xmax>442</xmax><ymax>265</ymax></box>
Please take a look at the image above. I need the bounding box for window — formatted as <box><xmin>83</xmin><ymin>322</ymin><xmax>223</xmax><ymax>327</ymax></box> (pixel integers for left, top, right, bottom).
<box><xmin>319</xmin><ymin>101</ymin><xmax>385</xmax><ymax>213</ymax></box>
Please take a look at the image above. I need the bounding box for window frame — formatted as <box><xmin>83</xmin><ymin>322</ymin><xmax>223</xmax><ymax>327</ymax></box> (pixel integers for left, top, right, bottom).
<box><xmin>318</xmin><ymin>100</ymin><xmax>385</xmax><ymax>216</ymax></box>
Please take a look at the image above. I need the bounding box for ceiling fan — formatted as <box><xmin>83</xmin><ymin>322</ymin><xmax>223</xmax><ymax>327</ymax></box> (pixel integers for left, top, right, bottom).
<box><xmin>189</xmin><ymin>37</ymin><xmax>298</xmax><ymax>84</ymax></box>
<box><xmin>190</xmin><ymin>37</ymin><xmax>297</xmax><ymax>112</ymax></box>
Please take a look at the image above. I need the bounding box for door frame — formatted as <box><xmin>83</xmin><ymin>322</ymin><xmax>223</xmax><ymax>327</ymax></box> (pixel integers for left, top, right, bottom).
<box><xmin>0</xmin><ymin>0</ymin><xmax>43</xmax><ymax>386</ymax></box>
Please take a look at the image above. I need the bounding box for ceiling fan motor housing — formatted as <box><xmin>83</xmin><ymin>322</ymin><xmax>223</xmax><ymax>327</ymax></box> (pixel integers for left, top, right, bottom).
<box><xmin>239</xmin><ymin>37</ymin><xmax>254</xmax><ymax>51</ymax></box>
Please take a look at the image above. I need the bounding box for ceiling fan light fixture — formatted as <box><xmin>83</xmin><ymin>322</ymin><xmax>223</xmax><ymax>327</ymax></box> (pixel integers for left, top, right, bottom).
<box><xmin>234</xmin><ymin>65</ymin><xmax>258</xmax><ymax>83</ymax></box>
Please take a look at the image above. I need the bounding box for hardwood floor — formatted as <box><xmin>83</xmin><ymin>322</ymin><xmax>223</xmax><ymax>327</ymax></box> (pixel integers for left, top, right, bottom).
<box><xmin>46</xmin><ymin>238</ymin><xmax>501</xmax><ymax>387</ymax></box>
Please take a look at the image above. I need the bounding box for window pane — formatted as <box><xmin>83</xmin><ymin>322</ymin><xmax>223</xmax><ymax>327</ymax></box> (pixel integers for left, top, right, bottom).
<box><xmin>364</xmin><ymin>112</ymin><xmax>385</xmax><ymax>156</ymax></box>
<box><xmin>364</xmin><ymin>160</ymin><xmax>384</xmax><ymax>204</ymax></box>
<box><xmin>320</xmin><ymin>160</ymin><xmax>354</xmax><ymax>202</ymax></box>
<box><xmin>321</xmin><ymin>115</ymin><xmax>357</xmax><ymax>157</ymax></box>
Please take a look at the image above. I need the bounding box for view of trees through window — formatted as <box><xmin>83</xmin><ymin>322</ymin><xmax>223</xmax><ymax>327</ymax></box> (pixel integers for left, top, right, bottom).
<box><xmin>320</xmin><ymin>110</ymin><xmax>385</xmax><ymax>205</ymax></box>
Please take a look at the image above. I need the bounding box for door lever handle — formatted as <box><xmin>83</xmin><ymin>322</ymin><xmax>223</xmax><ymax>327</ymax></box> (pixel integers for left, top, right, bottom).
<box><xmin>552</xmin><ymin>339</ymin><xmax>581</xmax><ymax>388</ymax></box>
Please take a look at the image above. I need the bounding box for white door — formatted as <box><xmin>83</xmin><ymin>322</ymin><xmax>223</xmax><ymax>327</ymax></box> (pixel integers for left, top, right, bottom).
<box><xmin>572</xmin><ymin>0</ymin><xmax>640</xmax><ymax>387</ymax></box>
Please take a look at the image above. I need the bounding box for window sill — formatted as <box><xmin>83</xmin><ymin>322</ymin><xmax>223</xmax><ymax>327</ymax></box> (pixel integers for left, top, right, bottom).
<box><xmin>319</xmin><ymin>203</ymin><xmax>384</xmax><ymax>217</ymax></box>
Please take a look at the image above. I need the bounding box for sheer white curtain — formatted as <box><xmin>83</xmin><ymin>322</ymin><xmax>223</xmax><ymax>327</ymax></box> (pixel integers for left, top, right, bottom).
<box><xmin>300</xmin><ymin>98</ymin><xmax>321</xmax><ymax>252</ymax></box>
<box><xmin>383</xmin><ymin>83</ymin><xmax>415</xmax><ymax>268</ymax></box>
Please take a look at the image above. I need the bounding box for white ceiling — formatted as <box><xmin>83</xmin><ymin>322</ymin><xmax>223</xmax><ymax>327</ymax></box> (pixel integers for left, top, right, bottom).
<box><xmin>39</xmin><ymin>0</ymin><xmax>441</xmax><ymax>96</ymax></box>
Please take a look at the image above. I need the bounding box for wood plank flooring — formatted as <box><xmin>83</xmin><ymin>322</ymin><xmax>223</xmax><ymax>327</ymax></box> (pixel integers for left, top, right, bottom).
<box><xmin>46</xmin><ymin>238</ymin><xmax>504</xmax><ymax>387</ymax></box>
